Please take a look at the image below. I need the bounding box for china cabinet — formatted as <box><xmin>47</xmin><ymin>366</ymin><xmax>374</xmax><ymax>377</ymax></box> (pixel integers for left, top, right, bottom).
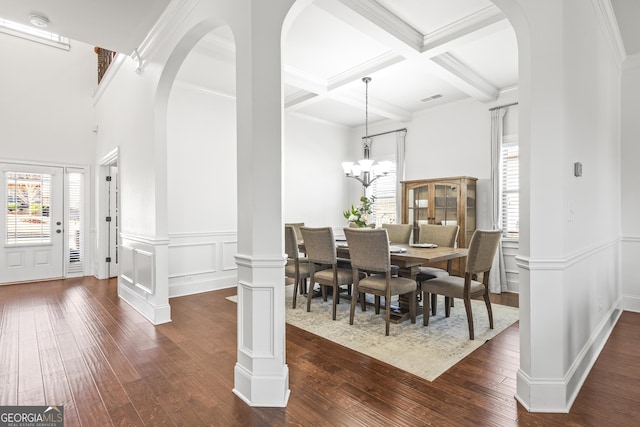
<box><xmin>401</xmin><ymin>176</ymin><xmax>477</xmax><ymax>249</ymax></box>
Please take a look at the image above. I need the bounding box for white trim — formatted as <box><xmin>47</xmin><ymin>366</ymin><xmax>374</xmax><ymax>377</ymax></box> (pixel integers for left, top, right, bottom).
<box><xmin>118</xmin><ymin>281</ymin><xmax>171</xmax><ymax>325</ymax></box>
<box><xmin>234</xmin><ymin>253</ymin><xmax>288</xmax><ymax>269</ymax></box>
<box><xmin>591</xmin><ymin>0</ymin><xmax>626</xmax><ymax>67</ymax></box>
<box><xmin>515</xmin><ymin>238</ymin><xmax>619</xmax><ymax>270</ymax></box>
<box><xmin>169</xmin><ymin>230</ymin><xmax>237</xmax><ymax>238</ymax></box>
<box><xmin>515</xmin><ymin>306</ymin><xmax>622</xmax><ymax>412</ymax></box>
<box><xmin>133</xmin><ymin>0</ymin><xmax>198</xmax><ymax>70</ymax></box>
<box><xmin>99</xmin><ymin>147</ymin><xmax>119</xmax><ymax>166</ymax></box>
<box><xmin>121</xmin><ymin>233</ymin><xmax>170</xmax><ymax>246</ymax></box>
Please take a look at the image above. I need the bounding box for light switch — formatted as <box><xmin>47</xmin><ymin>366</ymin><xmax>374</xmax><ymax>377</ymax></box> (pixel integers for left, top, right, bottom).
<box><xmin>574</xmin><ymin>162</ymin><xmax>582</xmax><ymax>177</ymax></box>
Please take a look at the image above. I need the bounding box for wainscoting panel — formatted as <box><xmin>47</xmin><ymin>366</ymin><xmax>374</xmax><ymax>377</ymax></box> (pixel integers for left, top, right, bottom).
<box><xmin>168</xmin><ymin>232</ymin><xmax>238</xmax><ymax>297</ymax></box>
<box><xmin>120</xmin><ymin>246</ymin><xmax>134</xmax><ymax>286</ymax></box>
<box><xmin>118</xmin><ymin>235</ymin><xmax>170</xmax><ymax>324</ymax></box>
<box><xmin>119</xmin><ymin>240</ymin><xmax>155</xmax><ymax>297</ymax></box>
<box><xmin>134</xmin><ymin>249</ymin><xmax>154</xmax><ymax>294</ymax></box>
<box><xmin>222</xmin><ymin>241</ymin><xmax>238</xmax><ymax>271</ymax></box>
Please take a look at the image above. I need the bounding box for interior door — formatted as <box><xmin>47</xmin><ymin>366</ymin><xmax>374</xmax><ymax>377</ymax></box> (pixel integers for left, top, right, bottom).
<box><xmin>1</xmin><ymin>164</ymin><xmax>64</xmax><ymax>283</ymax></box>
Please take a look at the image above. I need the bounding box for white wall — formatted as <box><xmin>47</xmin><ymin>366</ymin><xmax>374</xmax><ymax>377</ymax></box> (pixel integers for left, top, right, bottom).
<box><xmin>0</xmin><ymin>34</ymin><xmax>96</xmax><ymax>279</ymax></box>
<box><xmin>360</xmin><ymin>93</ymin><xmax>517</xmax><ymax>232</ymax></box>
<box><xmin>0</xmin><ymin>36</ymin><xmax>96</xmax><ymax>166</ymax></box>
<box><xmin>621</xmin><ymin>60</ymin><xmax>640</xmax><ymax>312</ymax></box>
<box><xmin>509</xmin><ymin>0</ymin><xmax>622</xmax><ymax>412</ymax></box>
<box><xmin>166</xmin><ymin>75</ymin><xmax>238</xmax><ymax>296</ymax></box>
<box><xmin>284</xmin><ymin>113</ymin><xmax>353</xmax><ymax>228</ymax></box>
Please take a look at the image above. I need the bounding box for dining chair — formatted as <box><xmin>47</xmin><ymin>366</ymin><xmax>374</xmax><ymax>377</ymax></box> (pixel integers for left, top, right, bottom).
<box><xmin>415</xmin><ymin>224</ymin><xmax>460</xmax><ymax>313</ymax></box>
<box><xmin>344</xmin><ymin>228</ymin><xmax>417</xmax><ymax>336</ymax></box>
<box><xmin>285</xmin><ymin>225</ymin><xmax>310</xmax><ymax>309</ymax></box>
<box><xmin>285</xmin><ymin>222</ymin><xmax>305</xmax><ymax>245</ymax></box>
<box><xmin>300</xmin><ymin>226</ymin><xmax>354</xmax><ymax>320</ymax></box>
<box><xmin>421</xmin><ymin>229</ymin><xmax>502</xmax><ymax>340</ymax></box>
<box><xmin>381</xmin><ymin>223</ymin><xmax>412</xmax><ymax>244</ymax></box>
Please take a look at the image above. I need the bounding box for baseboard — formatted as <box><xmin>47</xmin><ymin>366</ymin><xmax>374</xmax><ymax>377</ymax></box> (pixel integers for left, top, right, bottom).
<box><xmin>233</xmin><ymin>363</ymin><xmax>290</xmax><ymax>407</ymax></box>
<box><xmin>515</xmin><ymin>305</ymin><xmax>622</xmax><ymax>412</ymax></box>
<box><xmin>622</xmin><ymin>295</ymin><xmax>640</xmax><ymax>312</ymax></box>
<box><xmin>118</xmin><ymin>281</ymin><xmax>171</xmax><ymax>324</ymax></box>
<box><xmin>169</xmin><ymin>276</ymin><xmax>237</xmax><ymax>298</ymax></box>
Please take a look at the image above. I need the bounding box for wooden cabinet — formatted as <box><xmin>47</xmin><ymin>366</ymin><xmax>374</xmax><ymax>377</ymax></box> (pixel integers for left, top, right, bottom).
<box><xmin>401</xmin><ymin>176</ymin><xmax>477</xmax><ymax>249</ymax></box>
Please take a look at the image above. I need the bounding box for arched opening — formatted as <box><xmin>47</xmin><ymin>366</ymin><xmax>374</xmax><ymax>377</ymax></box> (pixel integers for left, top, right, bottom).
<box><xmin>156</xmin><ymin>21</ymin><xmax>239</xmax><ymax>299</ymax></box>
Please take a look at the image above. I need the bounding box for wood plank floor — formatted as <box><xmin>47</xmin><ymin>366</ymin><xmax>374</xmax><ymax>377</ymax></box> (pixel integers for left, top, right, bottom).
<box><xmin>0</xmin><ymin>277</ymin><xmax>638</xmax><ymax>426</ymax></box>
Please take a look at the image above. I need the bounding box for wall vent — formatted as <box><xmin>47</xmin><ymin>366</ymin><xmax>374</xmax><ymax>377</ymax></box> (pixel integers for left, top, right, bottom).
<box><xmin>420</xmin><ymin>94</ymin><xmax>443</xmax><ymax>102</ymax></box>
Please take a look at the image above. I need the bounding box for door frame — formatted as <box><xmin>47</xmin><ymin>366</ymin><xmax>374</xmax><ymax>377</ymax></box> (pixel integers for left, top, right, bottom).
<box><xmin>0</xmin><ymin>159</ymin><xmax>90</xmax><ymax>283</ymax></box>
<box><xmin>97</xmin><ymin>147</ymin><xmax>120</xmax><ymax>280</ymax></box>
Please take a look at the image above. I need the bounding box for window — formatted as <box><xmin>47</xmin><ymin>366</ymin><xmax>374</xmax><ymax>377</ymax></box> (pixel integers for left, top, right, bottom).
<box><xmin>66</xmin><ymin>170</ymin><xmax>84</xmax><ymax>274</ymax></box>
<box><xmin>501</xmin><ymin>138</ymin><xmax>519</xmax><ymax>238</ymax></box>
<box><xmin>5</xmin><ymin>172</ymin><xmax>52</xmax><ymax>245</ymax></box>
<box><xmin>369</xmin><ymin>164</ymin><xmax>397</xmax><ymax>227</ymax></box>
<box><xmin>0</xmin><ymin>17</ymin><xmax>70</xmax><ymax>50</ymax></box>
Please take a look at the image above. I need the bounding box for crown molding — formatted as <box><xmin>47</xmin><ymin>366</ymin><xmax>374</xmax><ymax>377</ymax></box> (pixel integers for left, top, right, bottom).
<box><xmin>133</xmin><ymin>0</ymin><xmax>199</xmax><ymax>71</ymax></box>
<box><xmin>591</xmin><ymin>0</ymin><xmax>626</xmax><ymax>68</ymax></box>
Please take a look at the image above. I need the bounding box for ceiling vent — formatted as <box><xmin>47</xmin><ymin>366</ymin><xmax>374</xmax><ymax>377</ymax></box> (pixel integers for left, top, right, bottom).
<box><xmin>420</xmin><ymin>94</ymin><xmax>443</xmax><ymax>102</ymax></box>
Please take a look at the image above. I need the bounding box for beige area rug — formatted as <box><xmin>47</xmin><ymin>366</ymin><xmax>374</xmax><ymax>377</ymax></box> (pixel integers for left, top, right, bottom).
<box><xmin>226</xmin><ymin>285</ymin><xmax>518</xmax><ymax>381</ymax></box>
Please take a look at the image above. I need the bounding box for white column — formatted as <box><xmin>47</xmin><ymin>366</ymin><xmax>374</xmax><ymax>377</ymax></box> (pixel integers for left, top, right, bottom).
<box><xmin>232</xmin><ymin>0</ymin><xmax>293</xmax><ymax>407</ymax></box>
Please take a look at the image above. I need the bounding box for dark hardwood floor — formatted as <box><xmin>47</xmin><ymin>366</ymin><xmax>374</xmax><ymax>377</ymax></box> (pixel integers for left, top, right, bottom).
<box><xmin>0</xmin><ymin>277</ymin><xmax>638</xmax><ymax>426</ymax></box>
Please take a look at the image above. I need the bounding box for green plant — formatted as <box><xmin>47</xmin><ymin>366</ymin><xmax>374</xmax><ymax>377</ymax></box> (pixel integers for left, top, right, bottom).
<box><xmin>343</xmin><ymin>195</ymin><xmax>376</xmax><ymax>227</ymax></box>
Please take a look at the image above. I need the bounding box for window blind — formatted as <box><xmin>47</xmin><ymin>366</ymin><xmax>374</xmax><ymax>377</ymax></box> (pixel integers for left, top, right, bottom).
<box><xmin>66</xmin><ymin>170</ymin><xmax>84</xmax><ymax>275</ymax></box>
<box><xmin>370</xmin><ymin>164</ymin><xmax>397</xmax><ymax>226</ymax></box>
<box><xmin>501</xmin><ymin>143</ymin><xmax>519</xmax><ymax>238</ymax></box>
<box><xmin>5</xmin><ymin>172</ymin><xmax>52</xmax><ymax>245</ymax></box>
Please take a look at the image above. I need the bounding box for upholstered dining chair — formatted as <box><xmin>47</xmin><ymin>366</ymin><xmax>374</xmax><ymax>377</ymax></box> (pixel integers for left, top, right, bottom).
<box><xmin>415</xmin><ymin>224</ymin><xmax>460</xmax><ymax>313</ymax></box>
<box><xmin>285</xmin><ymin>225</ymin><xmax>310</xmax><ymax>309</ymax></box>
<box><xmin>300</xmin><ymin>227</ymin><xmax>354</xmax><ymax>320</ymax></box>
<box><xmin>421</xmin><ymin>229</ymin><xmax>502</xmax><ymax>340</ymax></box>
<box><xmin>285</xmin><ymin>222</ymin><xmax>305</xmax><ymax>246</ymax></box>
<box><xmin>344</xmin><ymin>228</ymin><xmax>417</xmax><ymax>336</ymax></box>
<box><xmin>381</xmin><ymin>223</ymin><xmax>412</xmax><ymax>244</ymax></box>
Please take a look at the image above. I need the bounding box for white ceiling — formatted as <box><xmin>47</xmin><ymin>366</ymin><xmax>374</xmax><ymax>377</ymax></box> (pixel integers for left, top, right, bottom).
<box><xmin>2</xmin><ymin>0</ymin><xmax>638</xmax><ymax>129</ymax></box>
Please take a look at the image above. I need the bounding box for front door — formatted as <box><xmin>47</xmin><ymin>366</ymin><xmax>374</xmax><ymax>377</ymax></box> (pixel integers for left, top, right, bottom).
<box><xmin>1</xmin><ymin>164</ymin><xmax>64</xmax><ymax>283</ymax></box>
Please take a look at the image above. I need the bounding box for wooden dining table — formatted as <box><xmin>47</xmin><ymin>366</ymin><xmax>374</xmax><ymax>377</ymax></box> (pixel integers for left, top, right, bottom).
<box><xmin>335</xmin><ymin>242</ymin><xmax>469</xmax><ymax>323</ymax></box>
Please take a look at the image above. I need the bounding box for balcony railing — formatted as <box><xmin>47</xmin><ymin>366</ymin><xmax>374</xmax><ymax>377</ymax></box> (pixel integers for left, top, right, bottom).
<box><xmin>94</xmin><ymin>47</ymin><xmax>116</xmax><ymax>84</ymax></box>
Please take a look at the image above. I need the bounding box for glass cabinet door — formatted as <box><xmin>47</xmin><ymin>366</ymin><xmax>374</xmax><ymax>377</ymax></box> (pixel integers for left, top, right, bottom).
<box><xmin>434</xmin><ymin>183</ymin><xmax>457</xmax><ymax>225</ymax></box>
<box><xmin>408</xmin><ymin>184</ymin><xmax>430</xmax><ymax>243</ymax></box>
<box><xmin>466</xmin><ymin>182</ymin><xmax>476</xmax><ymax>244</ymax></box>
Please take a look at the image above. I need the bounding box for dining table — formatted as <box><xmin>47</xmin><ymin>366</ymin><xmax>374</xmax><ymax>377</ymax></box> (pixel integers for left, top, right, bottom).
<box><xmin>335</xmin><ymin>242</ymin><xmax>469</xmax><ymax>323</ymax></box>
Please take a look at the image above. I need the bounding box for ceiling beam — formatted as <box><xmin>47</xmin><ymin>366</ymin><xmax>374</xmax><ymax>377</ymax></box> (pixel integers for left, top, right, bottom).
<box><xmin>421</xmin><ymin>5</ymin><xmax>506</xmax><ymax>57</ymax></box>
<box><xmin>315</xmin><ymin>0</ymin><xmax>423</xmax><ymax>57</ymax></box>
<box><xmin>427</xmin><ymin>53</ymin><xmax>498</xmax><ymax>102</ymax></box>
<box><xmin>285</xmin><ymin>1</ymin><xmax>509</xmax><ymax>118</ymax></box>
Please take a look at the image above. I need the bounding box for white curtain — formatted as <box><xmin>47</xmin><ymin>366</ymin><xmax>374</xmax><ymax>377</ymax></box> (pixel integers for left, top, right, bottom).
<box><xmin>395</xmin><ymin>130</ymin><xmax>407</xmax><ymax>220</ymax></box>
<box><xmin>489</xmin><ymin>108</ymin><xmax>508</xmax><ymax>293</ymax></box>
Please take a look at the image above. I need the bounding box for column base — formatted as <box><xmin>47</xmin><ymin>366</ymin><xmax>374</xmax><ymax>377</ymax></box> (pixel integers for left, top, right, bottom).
<box><xmin>233</xmin><ymin>363</ymin><xmax>290</xmax><ymax>407</ymax></box>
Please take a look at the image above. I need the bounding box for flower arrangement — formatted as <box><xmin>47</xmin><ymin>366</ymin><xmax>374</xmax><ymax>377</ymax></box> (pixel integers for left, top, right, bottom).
<box><xmin>343</xmin><ymin>195</ymin><xmax>376</xmax><ymax>228</ymax></box>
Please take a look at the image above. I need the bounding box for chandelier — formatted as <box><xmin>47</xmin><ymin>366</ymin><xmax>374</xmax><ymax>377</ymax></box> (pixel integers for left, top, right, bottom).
<box><xmin>341</xmin><ymin>77</ymin><xmax>392</xmax><ymax>188</ymax></box>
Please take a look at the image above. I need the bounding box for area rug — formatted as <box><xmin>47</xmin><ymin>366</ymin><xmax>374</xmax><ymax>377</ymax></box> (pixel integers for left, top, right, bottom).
<box><xmin>226</xmin><ymin>286</ymin><xmax>518</xmax><ymax>381</ymax></box>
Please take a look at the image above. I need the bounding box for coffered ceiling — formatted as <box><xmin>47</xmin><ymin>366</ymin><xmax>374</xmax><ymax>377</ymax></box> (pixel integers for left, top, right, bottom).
<box><xmin>1</xmin><ymin>0</ymin><xmax>638</xmax><ymax>128</ymax></box>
